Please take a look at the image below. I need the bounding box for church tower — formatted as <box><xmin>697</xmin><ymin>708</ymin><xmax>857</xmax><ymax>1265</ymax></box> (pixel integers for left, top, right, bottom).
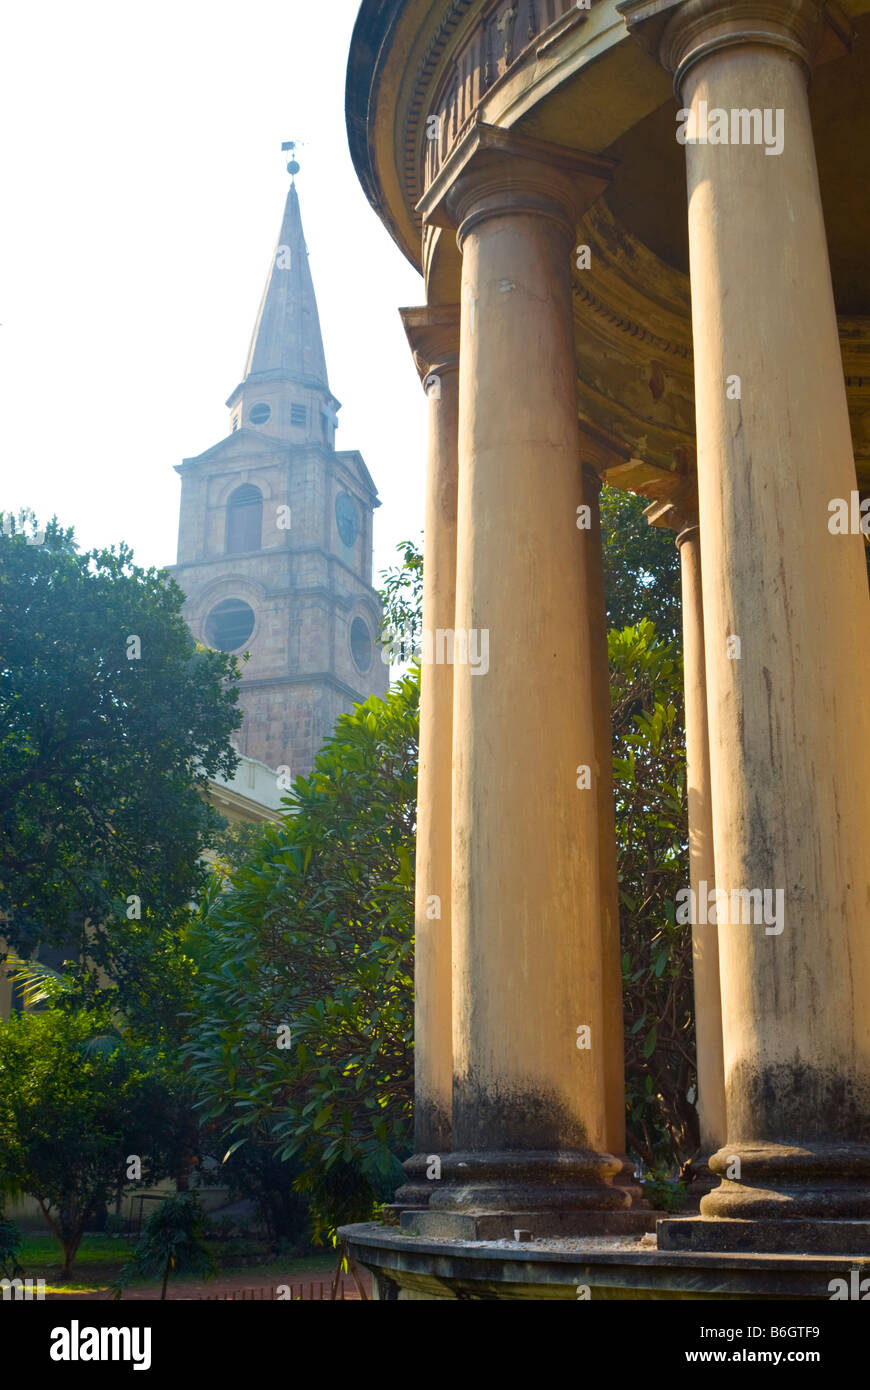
<box><xmin>172</xmin><ymin>161</ymin><xmax>388</xmax><ymax>779</ymax></box>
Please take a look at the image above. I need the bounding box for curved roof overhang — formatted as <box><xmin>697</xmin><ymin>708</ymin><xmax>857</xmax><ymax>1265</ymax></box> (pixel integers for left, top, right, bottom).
<box><xmin>347</xmin><ymin>0</ymin><xmax>870</xmax><ymax>495</ymax></box>
<box><xmin>346</xmin><ymin>0</ymin><xmax>685</xmax><ymax>277</ymax></box>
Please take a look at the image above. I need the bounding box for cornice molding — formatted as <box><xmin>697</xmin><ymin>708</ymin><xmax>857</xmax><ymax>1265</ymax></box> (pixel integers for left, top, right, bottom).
<box><xmin>206</xmin><ymin>783</ymin><xmax>282</xmax><ymax>824</ymax></box>
<box><xmin>403</xmin><ymin>0</ymin><xmax>478</xmax><ymax>242</ymax></box>
<box><xmin>236</xmin><ymin>672</ymin><xmax>381</xmax><ymax>702</ymax></box>
<box><xmin>574</xmin><ymin>279</ymin><xmax>692</xmax><ymax>360</ymax></box>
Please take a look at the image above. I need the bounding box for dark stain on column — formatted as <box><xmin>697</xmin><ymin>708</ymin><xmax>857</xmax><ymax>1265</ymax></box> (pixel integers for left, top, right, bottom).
<box><xmin>453</xmin><ymin>1077</ymin><xmax>592</xmax><ymax>1150</ymax></box>
<box><xmin>414</xmin><ymin>1095</ymin><xmax>452</xmax><ymax>1154</ymax></box>
<box><xmin>726</xmin><ymin>1057</ymin><xmax>870</xmax><ymax>1145</ymax></box>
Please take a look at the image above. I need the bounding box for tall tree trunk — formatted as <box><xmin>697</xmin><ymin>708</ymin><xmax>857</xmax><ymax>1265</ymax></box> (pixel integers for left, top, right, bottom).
<box><xmin>61</xmin><ymin>1233</ymin><xmax>81</xmax><ymax>1281</ymax></box>
<box><xmin>160</xmin><ymin>1257</ymin><xmax>171</xmax><ymax>1300</ymax></box>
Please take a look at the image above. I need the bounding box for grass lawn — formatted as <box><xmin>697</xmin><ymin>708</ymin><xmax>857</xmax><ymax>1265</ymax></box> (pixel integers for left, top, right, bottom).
<box><xmin>16</xmin><ymin>1231</ymin><xmax>337</xmax><ymax>1295</ymax></box>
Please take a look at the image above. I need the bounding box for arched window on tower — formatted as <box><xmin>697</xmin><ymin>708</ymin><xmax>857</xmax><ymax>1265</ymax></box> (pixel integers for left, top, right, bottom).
<box><xmin>226</xmin><ymin>484</ymin><xmax>263</xmax><ymax>555</ymax></box>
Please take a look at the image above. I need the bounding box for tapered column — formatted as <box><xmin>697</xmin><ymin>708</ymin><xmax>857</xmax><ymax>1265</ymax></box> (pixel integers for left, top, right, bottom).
<box><xmin>646</xmin><ymin>479</ymin><xmax>727</xmax><ymax>1172</ymax></box>
<box><xmin>406</xmin><ymin>126</ymin><xmax>649</xmax><ymax>1239</ymax></box>
<box><xmin>394</xmin><ymin>307</ymin><xmax>460</xmax><ymax>1206</ymax></box>
<box><xmin>580</xmin><ymin>459</ymin><xmax>627</xmax><ymax>1162</ymax></box>
<box><xmin>675</xmin><ymin>518</ymin><xmax>726</xmax><ymax>1161</ymax></box>
<box><xmin>659</xmin><ymin>0</ymin><xmax>870</xmax><ymax>1250</ymax></box>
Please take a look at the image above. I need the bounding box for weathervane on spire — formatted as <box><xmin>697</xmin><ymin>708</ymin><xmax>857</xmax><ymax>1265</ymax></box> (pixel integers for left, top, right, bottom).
<box><xmin>282</xmin><ymin>140</ymin><xmax>302</xmax><ymax>180</ymax></box>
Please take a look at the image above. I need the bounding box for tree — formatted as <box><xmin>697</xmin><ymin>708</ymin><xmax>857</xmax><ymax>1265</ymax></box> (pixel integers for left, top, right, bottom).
<box><xmin>610</xmin><ymin>621</ymin><xmax>694</xmax><ymax>1169</ymax></box>
<box><xmin>0</xmin><ymin>1005</ymin><xmax>187</xmax><ymax>1277</ymax></box>
<box><xmin>599</xmin><ymin>486</ymin><xmax>682</xmax><ymax>645</ymax></box>
<box><xmin>378</xmin><ymin>537</ymin><xmax>424</xmax><ymax>658</ymax></box>
<box><xmin>0</xmin><ymin>1206</ymin><xmax>23</xmax><ymax>1279</ymax></box>
<box><xmin>208</xmin><ymin>818</ymin><xmax>267</xmax><ymax>876</ymax></box>
<box><xmin>197</xmin><ymin>1129</ymin><xmax>311</xmax><ymax>1248</ymax></box>
<box><xmin>184</xmin><ymin>675</ymin><xmax>418</xmax><ymax>1237</ymax></box>
<box><xmin>113</xmin><ymin>1193</ymin><xmax>216</xmax><ymax>1300</ymax></box>
<box><xmin>0</xmin><ymin>516</ymin><xmax>242</xmax><ymax>1038</ymax></box>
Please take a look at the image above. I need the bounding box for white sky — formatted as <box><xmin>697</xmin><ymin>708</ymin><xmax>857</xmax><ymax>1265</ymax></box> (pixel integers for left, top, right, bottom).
<box><xmin>0</xmin><ymin>0</ymin><xmax>427</xmax><ymax>584</ymax></box>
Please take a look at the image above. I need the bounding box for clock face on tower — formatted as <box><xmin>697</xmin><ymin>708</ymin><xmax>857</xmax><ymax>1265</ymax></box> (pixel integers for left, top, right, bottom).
<box><xmin>335</xmin><ymin>492</ymin><xmax>359</xmax><ymax>548</ymax></box>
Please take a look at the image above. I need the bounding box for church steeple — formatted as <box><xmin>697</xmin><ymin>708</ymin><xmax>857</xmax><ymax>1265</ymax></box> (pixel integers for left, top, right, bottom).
<box><xmin>243</xmin><ymin>181</ymin><xmax>329</xmax><ymax>389</ymax></box>
<box><xmin>172</xmin><ymin>150</ymin><xmax>387</xmax><ymax>780</ymax></box>
<box><xmin>226</xmin><ymin>159</ymin><xmax>340</xmax><ymax>446</ymax></box>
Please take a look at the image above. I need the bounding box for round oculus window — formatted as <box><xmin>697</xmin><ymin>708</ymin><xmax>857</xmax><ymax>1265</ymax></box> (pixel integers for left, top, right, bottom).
<box><xmin>205</xmin><ymin>598</ymin><xmax>255</xmax><ymax>653</ymax></box>
<box><xmin>350</xmin><ymin>617</ymin><xmax>373</xmax><ymax>673</ymax></box>
<box><xmin>335</xmin><ymin>492</ymin><xmax>359</xmax><ymax>548</ymax></box>
<box><xmin>249</xmin><ymin>403</ymin><xmax>271</xmax><ymax>426</ymax></box>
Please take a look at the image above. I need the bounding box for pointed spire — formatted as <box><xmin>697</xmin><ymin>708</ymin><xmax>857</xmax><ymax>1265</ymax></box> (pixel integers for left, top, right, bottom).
<box><xmin>242</xmin><ymin>180</ymin><xmax>330</xmax><ymax>391</ymax></box>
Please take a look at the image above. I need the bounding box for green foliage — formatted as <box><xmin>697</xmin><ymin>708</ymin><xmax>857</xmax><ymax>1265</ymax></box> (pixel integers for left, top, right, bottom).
<box><xmin>378</xmin><ymin>537</ymin><xmax>424</xmax><ymax>661</ymax></box>
<box><xmin>0</xmin><ymin>1006</ymin><xmax>189</xmax><ymax>1276</ymax></box>
<box><xmin>112</xmin><ymin>1193</ymin><xmax>216</xmax><ymax>1300</ymax></box>
<box><xmin>609</xmin><ymin>621</ymin><xmax>695</xmax><ymax>1168</ymax></box>
<box><xmin>0</xmin><ymin>1207</ymin><xmax>23</xmax><ymax>1279</ymax></box>
<box><xmin>184</xmin><ymin>676</ymin><xmax>419</xmax><ymax>1235</ymax></box>
<box><xmin>0</xmin><ymin>516</ymin><xmax>242</xmax><ymax>1040</ymax></box>
<box><xmin>600</xmin><ymin>487</ymin><xmax>682</xmax><ymax>645</ymax></box>
<box><xmin>208</xmin><ymin>819</ymin><xmax>268</xmax><ymax>877</ymax></box>
<box><xmin>197</xmin><ymin>1129</ymin><xmax>311</xmax><ymax>1246</ymax></box>
<box><xmin>641</xmin><ymin>1172</ymin><xmax>689</xmax><ymax>1213</ymax></box>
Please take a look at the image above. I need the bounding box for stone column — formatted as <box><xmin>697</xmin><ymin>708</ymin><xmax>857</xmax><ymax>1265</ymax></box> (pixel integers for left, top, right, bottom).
<box><xmin>645</xmin><ymin>479</ymin><xmax>727</xmax><ymax>1176</ymax></box>
<box><xmin>409</xmin><ymin>125</ymin><xmax>648</xmax><ymax>1239</ymax></box>
<box><xmin>658</xmin><ymin>0</ymin><xmax>870</xmax><ymax>1251</ymax></box>
<box><xmin>394</xmin><ymin>307</ymin><xmax>460</xmax><ymax>1206</ymax></box>
<box><xmin>659</xmin><ymin>484</ymin><xmax>727</xmax><ymax>1166</ymax></box>
<box><xmin>674</xmin><ymin>518</ymin><xmax>726</xmax><ymax>1163</ymax></box>
<box><xmin>579</xmin><ymin>457</ymin><xmax>627</xmax><ymax>1164</ymax></box>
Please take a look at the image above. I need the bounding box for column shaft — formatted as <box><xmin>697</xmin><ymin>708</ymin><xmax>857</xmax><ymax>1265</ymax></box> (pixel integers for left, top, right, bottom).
<box><xmin>676</xmin><ymin>522</ymin><xmax>726</xmax><ymax>1156</ymax></box>
<box><xmin>659</xmin><ymin>0</ymin><xmax>870</xmax><ymax>1243</ymax></box>
<box><xmin>407</xmin><ymin>129</ymin><xmax>649</xmax><ymax>1238</ymax></box>
<box><xmin>451</xmin><ymin>202</ymin><xmax>613</xmax><ymax>1158</ymax></box>
<box><xmin>581</xmin><ymin>463</ymin><xmax>627</xmax><ymax>1159</ymax></box>
<box><xmin>412</xmin><ymin>321</ymin><xmax>459</xmax><ymax>1156</ymax></box>
<box><xmin>394</xmin><ymin>309</ymin><xmax>460</xmax><ymax>1208</ymax></box>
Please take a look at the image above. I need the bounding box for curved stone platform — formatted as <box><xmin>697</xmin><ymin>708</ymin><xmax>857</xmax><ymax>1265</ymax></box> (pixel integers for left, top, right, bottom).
<box><xmin>340</xmin><ymin>1222</ymin><xmax>869</xmax><ymax>1301</ymax></box>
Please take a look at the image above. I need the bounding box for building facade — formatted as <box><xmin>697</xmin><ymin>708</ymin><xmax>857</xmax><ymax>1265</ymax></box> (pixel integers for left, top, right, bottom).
<box><xmin>171</xmin><ymin>176</ymin><xmax>388</xmax><ymax>780</ymax></box>
<box><xmin>342</xmin><ymin>0</ymin><xmax>870</xmax><ymax>1297</ymax></box>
